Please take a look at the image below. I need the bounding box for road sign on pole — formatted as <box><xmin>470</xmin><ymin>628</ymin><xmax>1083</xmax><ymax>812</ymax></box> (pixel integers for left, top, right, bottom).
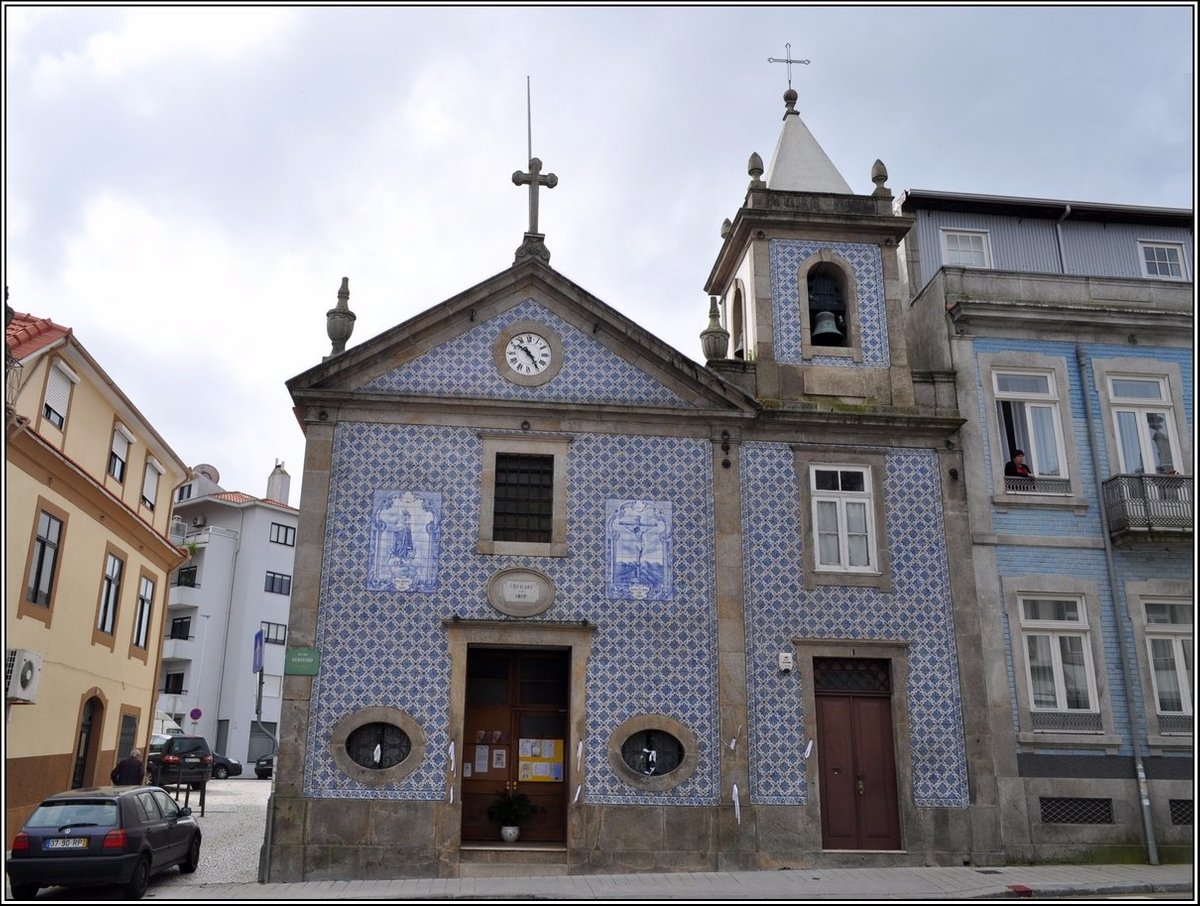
<box><xmin>253</xmin><ymin>629</ymin><xmax>264</xmax><ymax>673</ymax></box>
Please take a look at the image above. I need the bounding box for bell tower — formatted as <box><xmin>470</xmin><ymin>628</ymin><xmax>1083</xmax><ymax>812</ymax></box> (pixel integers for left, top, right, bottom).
<box><xmin>702</xmin><ymin>83</ymin><xmax>915</xmax><ymax>408</ymax></box>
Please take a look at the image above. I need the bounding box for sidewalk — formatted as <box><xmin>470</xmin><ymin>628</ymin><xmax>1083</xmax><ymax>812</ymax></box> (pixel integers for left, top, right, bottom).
<box><xmin>178</xmin><ymin>862</ymin><xmax>1193</xmax><ymax>900</ymax></box>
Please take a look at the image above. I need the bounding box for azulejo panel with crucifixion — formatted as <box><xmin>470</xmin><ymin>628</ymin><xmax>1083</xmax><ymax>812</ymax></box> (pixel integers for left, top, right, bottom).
<box><xmin>605</xmin><ymin>499</ymin><xmax>673</xmax><ymax>601</ymax></box>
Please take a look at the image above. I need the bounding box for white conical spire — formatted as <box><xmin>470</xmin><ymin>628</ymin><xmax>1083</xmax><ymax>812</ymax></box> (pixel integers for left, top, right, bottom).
<box><xmin>764</xmin><ymin>89</ymin><xmax>852</xmax><ymax>194</ymax></box>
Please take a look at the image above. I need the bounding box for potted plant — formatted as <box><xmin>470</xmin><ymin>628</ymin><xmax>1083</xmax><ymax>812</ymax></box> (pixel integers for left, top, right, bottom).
<box><xmin>486</xmin><ymin>789</ymin><xmax>542</xmax><ymax>842</ymax></box>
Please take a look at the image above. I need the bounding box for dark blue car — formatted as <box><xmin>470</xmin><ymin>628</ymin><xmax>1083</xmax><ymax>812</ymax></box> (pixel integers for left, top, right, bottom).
<box><xmin>6</xmin><ymin>785</ymin><xmax>201</xmax><ymax>899</ymax></box>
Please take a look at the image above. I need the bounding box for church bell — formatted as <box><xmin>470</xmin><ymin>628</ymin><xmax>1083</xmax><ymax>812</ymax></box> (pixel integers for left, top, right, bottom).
<box><xmin>811</xmin><ymin>310</ymin><xmax>844</xmax><ymax>345</ymax></box>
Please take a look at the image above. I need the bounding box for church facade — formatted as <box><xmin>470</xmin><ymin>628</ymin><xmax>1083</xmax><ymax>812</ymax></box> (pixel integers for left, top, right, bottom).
<box><xmin>263</xmin><ymin>90</ymin><xmax>1001</xmax><ymax>880</ymax></box>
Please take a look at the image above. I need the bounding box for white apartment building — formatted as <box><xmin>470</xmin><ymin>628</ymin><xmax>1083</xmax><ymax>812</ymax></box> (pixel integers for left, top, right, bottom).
<box><xmin>158</xmin><ymin>461</ymin><xmax>297</xmax><ymax>764</ymax></box>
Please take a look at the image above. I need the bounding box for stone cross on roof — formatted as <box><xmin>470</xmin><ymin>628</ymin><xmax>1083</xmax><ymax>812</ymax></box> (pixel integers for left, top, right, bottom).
<box><xmin>512</xmin><ymin>157</ymin><xmax>558</xmax><ymax>236</ymax></box>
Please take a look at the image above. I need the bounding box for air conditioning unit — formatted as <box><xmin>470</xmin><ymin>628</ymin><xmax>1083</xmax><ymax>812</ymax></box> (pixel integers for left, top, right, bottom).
<box><xmin>191</xmin><ymin>515</ymin><xmax>207</xmax><ymax>528</ymax></box>
<box><xmin>6</xmin><ymin>649</ymin><xmax>43</xmax><ymax>704</ymax></box>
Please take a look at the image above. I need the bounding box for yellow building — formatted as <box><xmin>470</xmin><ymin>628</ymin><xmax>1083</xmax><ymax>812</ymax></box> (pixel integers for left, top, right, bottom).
<box><xmin>5</xmin><ymin>306</ymin><xmax>188</xmax><ymax>830</ymax></box>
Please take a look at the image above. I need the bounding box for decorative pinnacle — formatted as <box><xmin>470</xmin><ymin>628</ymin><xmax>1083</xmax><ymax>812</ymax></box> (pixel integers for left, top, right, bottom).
<box><xmin>325</xmin><ymin>276</ymin><xmax>356</xmax><ymax>360</ymax></box>
<box><xmin>700</xmin><ymin>295</ymin><xmax>730</xmax><ymax>362</ymax></box>
<box><xmin>871</xmin><ymin>159</ymin><xmax>891</xmax><ymax>197</ymax></box>
<box><xmin>748</xmin><ymin>152</ymin><xmax>765</xmax><ymax>189</ymax></box>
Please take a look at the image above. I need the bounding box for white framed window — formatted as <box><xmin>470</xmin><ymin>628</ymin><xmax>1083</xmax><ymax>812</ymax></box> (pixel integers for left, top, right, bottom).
<box><xmin>177</xmin><ymin>484</ymin><xmax>193</xmax><ymax>502</ymax></box>
<box><xmin>993</xmin><ymin>370</ymin><xmax>1069</xmax><ymax>491</ymax></box>
<box><xmin>108</xmin><ymin>424</ymin><xmax>133</xmax><ymax>483</ymax></box>
<box><xmin>1138</xmin><ymin>241</ymin><xmax>1187</xmax><ymax>280</ymax></box>
<box><xmin>42</xmin><ymin>360</ymin><xmax>79</xmax><ymax>430</ymax></box>
<box><xmin>942</xmin><ymin>229</ymin><xmax>992</xmax><ymax>268</ymax></box>
<box><xmin>1108</xmin><ymin>375</ymin><xmax>1181</xmax><ymax>475</ymax></box>
<box><xmin>1018</xmin><ymin>596</ymin><xmax>1098</xmax><ymax>714</ymax></box>
<box><xmin>97</xmin><ymin>552</ymin><xmax>124</xmax><ymax>635</ymax></box>
<box><xmin>133</xmin><ymin>576</ymin><xmax>154</xmax><ymax>649</ymax></box>
<box><xmin>141</xmin><ymin>457</ymin><xmax>162</xmax><ymax>511</ymax></box>
<box><xmin>1144</xmin><ymin>601</ymin><xmax>1193</xmax><ymax>717</ymax></box>
<box><xmin>810</xmin><ymin>465</ymin><xmax>877</xmax><ymax>573</ymax></box>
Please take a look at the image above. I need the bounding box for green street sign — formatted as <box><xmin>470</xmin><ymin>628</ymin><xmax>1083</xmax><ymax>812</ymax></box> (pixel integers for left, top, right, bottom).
<box><xmin>285</xmin><ymin>646</ymin><xmax>320</xmax><ymax>676</ymax></box>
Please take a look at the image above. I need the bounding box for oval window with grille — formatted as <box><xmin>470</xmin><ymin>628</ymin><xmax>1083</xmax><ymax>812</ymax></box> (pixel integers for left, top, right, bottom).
<box><xmin>346</xmin><ymin>722</ymin><xmax>411</xmax><ymax>770</ymax></box>
<box><xmin>620</xmin><ymin>729</ymin><xmax>684</xmax><ymax>776</ymax></box>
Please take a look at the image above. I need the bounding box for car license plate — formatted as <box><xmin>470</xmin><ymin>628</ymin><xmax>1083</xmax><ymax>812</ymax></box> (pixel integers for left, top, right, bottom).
<box><xmin>183</xmin><ymin>756</ymin><xmax>199</xmax><ymax>763</ymax></box>
<box><xmin>46</xmin><ymin>837</ymin><xmax>88</xmax><ymax>849</ymax></box>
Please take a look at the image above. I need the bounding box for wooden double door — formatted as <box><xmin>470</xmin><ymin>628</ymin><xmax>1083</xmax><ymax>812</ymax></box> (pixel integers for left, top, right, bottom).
<box><xmin>815</xmin><ymin>657</ymin><xmax>902</xmax><ymax>850</ymax></box>
<box><xmin>461</xmin><ymin>648</ymin><xmax>569</xmax><ymax>843</ymax></box>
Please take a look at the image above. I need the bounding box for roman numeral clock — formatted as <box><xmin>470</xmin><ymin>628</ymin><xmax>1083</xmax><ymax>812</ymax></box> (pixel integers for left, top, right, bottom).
<box><xmin>493</xmin><ymin>321</ymin><xmax>564</xmax><ymax>386</ymax></box>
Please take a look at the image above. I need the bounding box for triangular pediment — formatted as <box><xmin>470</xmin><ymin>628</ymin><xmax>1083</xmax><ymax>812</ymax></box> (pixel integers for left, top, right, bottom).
<box><xmin>288</xmin><ymin>261</ymin><xmax>757</xmax><ymax>415</ymax></box>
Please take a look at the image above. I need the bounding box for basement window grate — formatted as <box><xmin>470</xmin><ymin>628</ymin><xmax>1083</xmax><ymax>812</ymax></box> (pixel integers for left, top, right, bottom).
<box><xmin>1169</xmin><ymin>799</ymin><xmax>1192</xmax><ymax>826</ymax></box>
<box><xmin>1039</xmin><ymin>797</ymin><xmax>1114</xmax><ymax>825</ymax></box>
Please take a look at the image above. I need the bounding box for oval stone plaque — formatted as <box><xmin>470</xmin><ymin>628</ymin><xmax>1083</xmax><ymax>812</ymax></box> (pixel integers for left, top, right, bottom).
<box><xmin>486</xmin><ymin>567</ymin><xmax>555</xmax><ymax>617</ymax></box>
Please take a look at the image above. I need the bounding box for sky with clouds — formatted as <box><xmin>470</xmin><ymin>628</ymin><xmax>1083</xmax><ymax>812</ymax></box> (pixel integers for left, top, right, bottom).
<box><xmin>5</xmin><ymin>4</ymin><xmax>1195</xmax><ymax>506</ymax></box>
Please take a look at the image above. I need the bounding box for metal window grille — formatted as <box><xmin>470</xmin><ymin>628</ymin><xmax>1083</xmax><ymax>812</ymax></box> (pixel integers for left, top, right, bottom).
<box><xmin>1158</xmin><ymin>714</ymin><xmax>1193</xmax><ymax>735</ymax></box>
<box><xmin>813</xmin><ymin>657</ymin><xmax>892</xmax><ymax>693</ymax></box>
<box><xmin>1030</xmin><ymin>711</ymin><xmax>1104</xmax><ymax>733</ymax></box>
<box><xmin>1039</xmin><ymin>797</ymin><xmax>1114</xmax><ymax>825</ymax></box>
<box><xmin>493</xmin><ymin>453</ymin><xmax>554</xmax><ymax>543</ymax></box>
<box><xmin>1169</xmin><ymin>799</ymin><xmax>1193</xmax><ymax>825</ymax></box>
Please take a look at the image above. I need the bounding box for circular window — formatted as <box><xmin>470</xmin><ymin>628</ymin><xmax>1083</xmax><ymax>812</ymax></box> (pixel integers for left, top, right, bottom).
<box><xmin>330</xmin><ymin>706</ymin><xmax>426</xmax><ymax>785</ymax></box>
<box><xmin>608</xmin><ymin>714</ymin><xmax>698</xmax><ymax>792</ymax></box>
<box><xmin>346</xmin><ymin>722</ymin><xmax>412</xmax><ymax>770</ymax></box>
<box><xmin>620</xmin><ymin>729</ymin><xmax>684</xmax><ymax>776</ymax></box>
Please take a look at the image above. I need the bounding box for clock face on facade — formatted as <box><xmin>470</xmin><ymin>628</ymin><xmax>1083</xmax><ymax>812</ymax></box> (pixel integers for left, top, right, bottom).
<box><xmin>493</xmin><ymin>321</ymin><xmax>563</xmax><ymax>386</ymax></box>
<box><xmin>504</xmin><ymin>332</ymin><xmax>553</xmax><ymax>376</ymax></box>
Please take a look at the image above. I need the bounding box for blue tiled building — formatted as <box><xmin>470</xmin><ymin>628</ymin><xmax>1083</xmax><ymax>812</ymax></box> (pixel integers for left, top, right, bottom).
<box><xmin>901</xmin><ymin>190</ymin><xmax>1194</xmax><ymax>862</ymax></box>
<box><xmin>265</xmin><ymin>93</ymin><xmax>1017</xmax><ymax>880</ymax></box>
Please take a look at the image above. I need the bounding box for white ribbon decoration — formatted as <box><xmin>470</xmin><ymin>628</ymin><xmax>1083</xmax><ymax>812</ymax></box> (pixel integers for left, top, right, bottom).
<box><xmin>732</xmin><ymin>783</ymin><xmax>741</xmax><ymax>825</ymax></box>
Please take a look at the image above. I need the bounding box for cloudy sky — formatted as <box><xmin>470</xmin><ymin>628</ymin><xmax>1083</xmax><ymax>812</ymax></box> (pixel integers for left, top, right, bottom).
<box><xmin>5</xmin><ymin>4</ymin><xmax>1194</xmax><ymax>506</ymax></box>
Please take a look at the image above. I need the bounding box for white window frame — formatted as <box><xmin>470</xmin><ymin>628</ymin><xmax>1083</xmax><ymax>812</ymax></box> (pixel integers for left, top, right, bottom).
<box><xmin>108</xmin><ymin>423</ymin><xmax>133</xmax><ymax>483</ymax></box>
<box><xmin>42</xmin><ymin>360</ymin><xmax>79</xmax><ymax>430</ymax></box>
<box><xmin>133</xmin><ymin>576</ymin><xmax>154</xmax><ymax>649</ymax></box>
<box><xmin>1143</xmin><ymin>601</ymin><xmax>1193</xmax><ymax>718</ymax></box>
<box><xmin>141</xmin><ymin>457</ymin><xmax>162</xmax><ymax>511</ymax></box>
<box><xmin>993</xmin><ymin>369</ymin><xmax>1070</xmax><ymax>487</ymax></box>
<box><xmin>1138</xmin><ymin>241</ymin><xmax>1188</xmax><ymax>280</ymax></box>
<box><xmin>1017</xmin><ymin>595</ymin><xmax>1099</xmax><ymax>715</ymax></box>
<box><xmin>1107</xmin><ymin>375</ymin><xmax>1182</xmax><ymax>476</ymax></box>
<box><xmin>941</xmin><ymin>229</ymin><xmax>993</xmax><ymax>268</ymax></box>
<box><xmin>97</xmin><ymin>552</ymin><xmax>123</xmax><ymax>635</ymax></box>
<box><xmin>809</xmin><ymin>465</ymin><xmax>878</xmax><ymax>574</ymax></box>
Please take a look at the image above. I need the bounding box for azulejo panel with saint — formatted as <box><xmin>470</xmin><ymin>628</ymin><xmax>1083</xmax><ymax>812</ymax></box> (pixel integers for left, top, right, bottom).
<box><xmin>366</xmin><ymin>490</ymin><xmax>441</xmax><ymax>592</ymax></box>
<box><xmin>605</xmin><ymin>500</ymin><xmax>673</xmax><ymax>601</ymax></box>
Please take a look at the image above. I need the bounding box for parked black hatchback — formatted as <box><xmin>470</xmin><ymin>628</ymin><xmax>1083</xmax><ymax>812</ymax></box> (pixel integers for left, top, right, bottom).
<box><xmin>146</xmin><ymin>735</ymin><xmax>213</xmax><ymax>787</ymax></box>
<box><xmin>6</xmin><ymin>785</ymin><xmax>201</xmax><ymax>899</ymax></box>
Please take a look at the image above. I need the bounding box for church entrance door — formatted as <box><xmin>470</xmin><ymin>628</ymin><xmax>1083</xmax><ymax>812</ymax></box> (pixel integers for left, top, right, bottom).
<box><xmin>814</xmin><ymin>657</ymin><xmax>901</xmax><ymax>850</ymax></box>
<box><xmin>461</xmin><ymin>647</ymin><xmax>569</xmax><ymax>843</ymax></box>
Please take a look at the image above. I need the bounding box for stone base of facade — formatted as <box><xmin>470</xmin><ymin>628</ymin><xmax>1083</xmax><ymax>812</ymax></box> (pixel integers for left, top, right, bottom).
<box><xmin>262</xmin><ymin>796</ymin><xmax>1008</xmax><ymax>881</ymax></box>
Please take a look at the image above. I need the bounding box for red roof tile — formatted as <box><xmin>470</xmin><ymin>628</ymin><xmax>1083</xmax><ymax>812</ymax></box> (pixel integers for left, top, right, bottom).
<box><xmin>6</xmin><ymin>310</ymin><xmax>71</xmax><ymax>360</ymax></box>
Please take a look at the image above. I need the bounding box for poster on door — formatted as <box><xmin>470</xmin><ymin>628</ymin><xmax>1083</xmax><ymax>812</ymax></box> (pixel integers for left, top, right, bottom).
<box><xmin>517</xmin><ymin>738</ymin><xmax>564</xmax><ymax>782</ymax></box>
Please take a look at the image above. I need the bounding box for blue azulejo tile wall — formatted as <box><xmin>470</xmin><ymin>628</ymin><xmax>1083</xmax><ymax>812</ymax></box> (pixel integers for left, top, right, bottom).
<box><xmin>769</xmin><ymin>239</ymin><xmax>889</xmax><ymax>367</ymax></box>
<box><xmin>741</xmin><ymin>443</ymin><xmax>968</xmax><ymax>808</ymax></box>
<box><xmin>360</xmin><ymin>298</ymin><xmax>692</xmax><ymax>408</ymax></box>
<box><xmin>308</xmin><ymin>422</ymin><xmax>719</xmax><ymax>805</ymax></box>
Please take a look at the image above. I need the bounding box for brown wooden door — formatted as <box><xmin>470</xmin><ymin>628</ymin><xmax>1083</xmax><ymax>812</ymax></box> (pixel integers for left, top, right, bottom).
<box><xmin>461</xmin><ymin>648</ymin><xmax>569</xmax><ymax>843</ymax></box>
<box><xmin>815</xmin><ymin>658</ymin><xmax>901</xmax><ymax>850</ymax></box>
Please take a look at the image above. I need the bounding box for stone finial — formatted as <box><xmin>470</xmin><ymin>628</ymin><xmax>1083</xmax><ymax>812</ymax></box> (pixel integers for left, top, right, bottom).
<box><xmin>720</xmin><ymin>218</ymin><xmax>732</xmax><ymax>239</ymax></box>
<box><xmin>783</xmin><ymin>87</ymin><xmax>799</xmax><ymax>119</ymax></box>
<box><xmin>871</xmin><ymin>159</ymin><xmax>891</xmax><ymax>197</ymax></box>
<box><xmin>748</xmin><ymin>152</ymin><xmax>765</xmax><ymax>189</ymax></box>
<box><xmin>325</xmin><ymin>276</ymin><xmax>356</xmax><ymax>360</ymax></box>
<box><xmin>700</xmin><ymin>296</ymin><xmax>730</xmax><ymax>362</ymax></box>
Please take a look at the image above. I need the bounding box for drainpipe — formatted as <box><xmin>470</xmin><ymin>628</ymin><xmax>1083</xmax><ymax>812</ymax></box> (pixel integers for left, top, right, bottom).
<box><xmin>1075</xmin><ymin>344</ymin><xmax>1159</xmax><ymax>864</ymax></box>
<box><xmin>1055</xmin><ymin>205</ymin><xmax>1072</xmax><ymax>274</ymax></box>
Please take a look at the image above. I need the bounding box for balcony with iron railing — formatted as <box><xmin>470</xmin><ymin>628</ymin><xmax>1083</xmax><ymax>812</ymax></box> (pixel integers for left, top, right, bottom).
<box><xmin>1102</xmin><ymin>473</ymin><xmax>1193</xmax><ymax>546</ymax></box>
